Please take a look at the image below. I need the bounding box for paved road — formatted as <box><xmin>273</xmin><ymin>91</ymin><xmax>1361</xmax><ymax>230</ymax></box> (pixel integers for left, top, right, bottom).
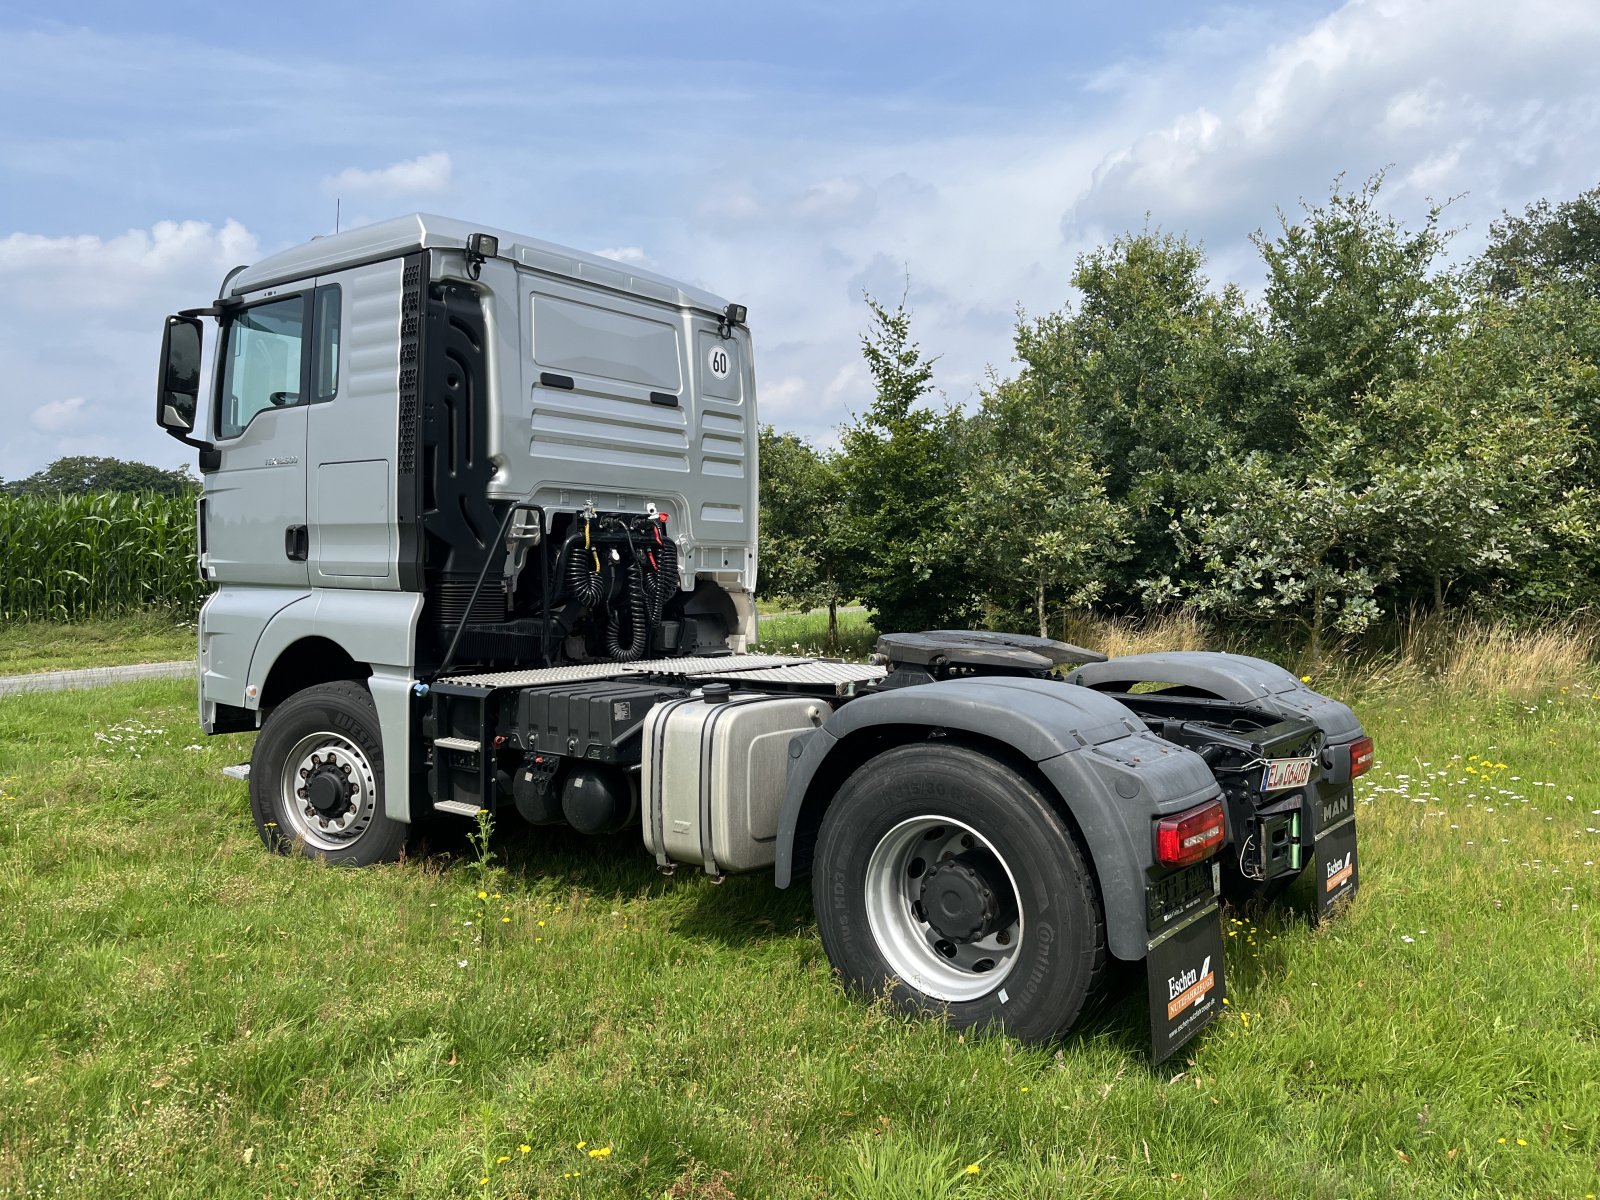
<box><xmin>0</xmin><ymin>661</ymin><xmax>194</xmax><ymax>698</ymax></box>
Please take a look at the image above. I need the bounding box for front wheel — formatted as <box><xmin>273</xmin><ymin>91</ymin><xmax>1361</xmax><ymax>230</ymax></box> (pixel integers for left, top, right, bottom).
<box><xmin>249</xmin><ymin>681</ymin><xmax>408</xmax><ymax>866</ymax></box>
<box><xmin>811</xmin><ymin>743</ymin><xmax>1107</xmax><ymax>1043</ymax></box>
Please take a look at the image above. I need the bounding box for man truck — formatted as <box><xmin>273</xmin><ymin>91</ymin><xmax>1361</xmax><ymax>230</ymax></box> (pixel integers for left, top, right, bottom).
<box><xmin>154</xmin><ymin>215</ymin><xmax>1369</xmax><ymax>1061</ymax></box>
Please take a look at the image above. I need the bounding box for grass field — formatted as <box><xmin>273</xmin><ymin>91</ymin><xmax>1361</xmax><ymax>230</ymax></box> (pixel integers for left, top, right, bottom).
<box><xmin>1</xmin><ymin>637</ymin><xmax>1598</xmax><ymax>1197</ymax></box>
<box><xmin>0</xmin><ymin>612</ymin><xmax>195</xmax><ymax>675</ymax></box>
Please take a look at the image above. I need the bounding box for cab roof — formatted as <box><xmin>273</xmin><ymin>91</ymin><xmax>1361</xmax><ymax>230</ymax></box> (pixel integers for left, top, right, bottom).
<box><xmin>224</xmin><ymin>213</ymin><xmax>732</xmax><ymax>314</ymax></box>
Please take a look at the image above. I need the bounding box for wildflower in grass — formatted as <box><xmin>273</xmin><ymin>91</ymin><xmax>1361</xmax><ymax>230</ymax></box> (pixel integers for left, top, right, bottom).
<box><xmin>478</xmin><ymin>1177</ymin><xmax>489</xmax><ymax>1186</ymax></box>
<box><xmin>496</xmin><ymin>1156</ymin><xmax>509</xmax><ymax>1164</ymax></box>
<box><xmin>518</xmin><ymin>1145</ymin><xmax>530</xmax><ymax>1154</ymax></box>
<box><xmin>576</xmin><ymin>1141</ymin><xmax>586</xmax><ymax>1149</ymax></box>
<box><xmin>588</xmin><ymin>1146</ymin><xmax>612</xmax><ymax>1159</ymax></box>
<box><xmin>964</xmin><ymin>1163</ymin><xmax>981</xmax><ymax>1175</ymax></box>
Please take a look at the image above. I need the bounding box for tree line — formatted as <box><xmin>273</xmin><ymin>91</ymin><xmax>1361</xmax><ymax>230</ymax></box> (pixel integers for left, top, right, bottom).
<box><xmin>760</xmin><ymin>175</ymin><xmax>1600</xmax><ymax>659</ymax></box>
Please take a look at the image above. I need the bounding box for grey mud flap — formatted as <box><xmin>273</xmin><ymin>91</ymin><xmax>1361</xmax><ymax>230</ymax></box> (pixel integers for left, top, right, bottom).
<box><xmin>1313</xmin><ymin>813</ymin><xmax>1359</xmax><ymax>919</ymax></box>
<box><xmin>1146</xmin><ymin>903</ymin><xmax>1225</xmax><ymax>1064</ymax></box>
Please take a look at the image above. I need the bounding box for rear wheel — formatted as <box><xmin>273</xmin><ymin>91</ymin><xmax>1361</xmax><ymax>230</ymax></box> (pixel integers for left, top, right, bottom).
<box><xmin>249</xmin><ymin>681</ymin><xmax>408</xmax><ymax>866</ymax></box>
<box><xmin>811</xmin><ymin>743</ymin><xmax>1106</xmax><ymax>1043</ymax></box>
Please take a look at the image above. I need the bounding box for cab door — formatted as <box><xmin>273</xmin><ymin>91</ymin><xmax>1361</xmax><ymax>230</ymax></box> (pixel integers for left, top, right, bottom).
<box><xmin>203</xmin><ymin>291</ymin><xmax>312</xmax><ymax>587</ymax></box>
<box><xmin>304</xmin><ymin>257</ymin><xmax>404</xmax><ymax>587</ymax></box>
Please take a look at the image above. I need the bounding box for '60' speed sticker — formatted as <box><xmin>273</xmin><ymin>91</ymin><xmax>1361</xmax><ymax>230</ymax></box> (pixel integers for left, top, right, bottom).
<box><xmin>708</xmin><ymin>345</ymin><xmax>732</xmax><ymax>380</ymax></box>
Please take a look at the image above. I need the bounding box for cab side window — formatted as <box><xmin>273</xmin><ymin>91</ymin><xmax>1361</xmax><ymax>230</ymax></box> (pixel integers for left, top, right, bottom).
<box><xmin>217</xmin><ymin>295</ymin><xmax>308</xmax><ymax>439</ymax></box>
<box><xmin>313</xmin><ymin>285</ymin><xmax>342</xmax><ymax>403</ymax></box>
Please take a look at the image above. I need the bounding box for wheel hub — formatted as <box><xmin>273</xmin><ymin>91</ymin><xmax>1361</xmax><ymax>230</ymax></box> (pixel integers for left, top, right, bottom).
<box><xmin>920</xmin><ymin>852</ymin><xmax>1016</xmax><ymax>942</ymax></box>
<box><xmin>303</xmin><ymin>759</ymin><xmax>354</xmax><ymax>819</ymax></box>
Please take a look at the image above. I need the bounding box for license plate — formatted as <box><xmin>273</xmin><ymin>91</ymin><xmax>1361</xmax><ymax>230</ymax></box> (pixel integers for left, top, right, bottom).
<box><xmin>1261</xmin><ymin>755</ymin><xmax>1316</xmax><ymax>792</ymax></box>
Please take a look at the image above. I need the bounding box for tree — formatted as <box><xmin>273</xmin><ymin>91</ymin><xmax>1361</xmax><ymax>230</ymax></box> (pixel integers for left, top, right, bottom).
<box><xmin>1251</xmin><ymin>173</ymin><xmax>1456</xmax><ymax>440</ymax></box>
<box><xmin>1479</xmin><ymin>183</ymin><xmax>1600</xmax><ymax>299</ymax></box>
<box><xmin>1148</xmin><ymin>177</ymin><xmax>1465</xmax><ymax>655</ymax></box>
<box><xmin>1149</xmin><ymin>452</ymin><xmax>1399</xmax><ymax>666</ymax></box>
<box><xmin>1002</xmin><ymin>231</ymin><xmax>1257</xmax><ymax>603</ymax></box>
<box><xmin>757</xmin><ymin>427</ymin><xmax>856</xmax><ymax>648</ymax></box>
<box><xmin>962</xmin><ymin>373</ymin><xmax>1122</xmax><ymax>635</ymax></box>
<box><xmin>840</xmin><ymin>294</ymin><xmax>976</xmax><ymax>633</ymax></box>
<box><xmin>3</xmin><ymin>456</ymin><xmax>196</xmax><ymax>497</ymax></box>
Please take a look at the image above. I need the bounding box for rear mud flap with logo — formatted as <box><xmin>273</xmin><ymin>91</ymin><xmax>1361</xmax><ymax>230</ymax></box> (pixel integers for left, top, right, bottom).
<box><xmin>1314</xmin><ymin>817</ymin><xmax>1359</xmax><ymax>920</ymax></box>
<box><xmin>1146</xmin><ymin>905</ymin><xmax>1225</xmax><ymax>1064</ymax></box>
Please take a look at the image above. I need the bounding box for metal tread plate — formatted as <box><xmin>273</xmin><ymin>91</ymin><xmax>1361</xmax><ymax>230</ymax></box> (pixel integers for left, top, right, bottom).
<box><xmin>438</xmin><ymin>654</ymin><xmax>812</xmax><ymax>689</ymax></box>
<box><xmin>691</xmin><ymin>661</ymin><xmax>887</xmax><ymax>694</ymax></box>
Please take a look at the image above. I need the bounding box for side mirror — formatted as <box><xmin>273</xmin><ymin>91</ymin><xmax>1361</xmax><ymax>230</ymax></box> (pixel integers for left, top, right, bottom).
<box><xmin>156</xmin><ymin>315</ymin><xmax>205</xmax><ymax>440</ymax></box>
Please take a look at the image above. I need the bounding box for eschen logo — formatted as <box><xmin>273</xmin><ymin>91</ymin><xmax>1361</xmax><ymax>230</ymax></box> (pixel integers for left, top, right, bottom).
<box><xmin>1325</xmin><ymin>851</ymin><xmax>1354</xmax><ymax>892</ymax></box>
<box><xmin>1165</xmin><ymin>955</ymin><xmax>1215</xmax><ymax>1020</ymax></box>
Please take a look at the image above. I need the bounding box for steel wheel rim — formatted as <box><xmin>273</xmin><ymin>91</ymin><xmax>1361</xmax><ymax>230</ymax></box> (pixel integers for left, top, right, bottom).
<box><xmin>277</xmin><ymin>731</ymin><xmax>378</xmax><ymax>852</ymax></box>
<box><xmin>864</xmin><ymin>815</ymin><xmax>1023</xmax><ymax>1002</ymax></box>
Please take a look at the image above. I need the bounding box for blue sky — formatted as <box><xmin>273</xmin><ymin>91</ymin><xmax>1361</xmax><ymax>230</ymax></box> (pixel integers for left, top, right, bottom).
<box><xmin>3</xmin><ymin>0</ymin><xmax>1598</xmax><ymax>479</ymax></box>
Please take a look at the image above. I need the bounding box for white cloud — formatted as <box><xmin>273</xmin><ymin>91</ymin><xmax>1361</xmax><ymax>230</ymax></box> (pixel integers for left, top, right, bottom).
<box><xmin>0</xmin><ymin>219</ymin><xmax>261</xmax><ymax>480</ymax></box>
<box><xmin>593</xmin><ymin>246</ymin><xmax>650</xmax><ymax>265</ymax></box>
<box><xmin>322</xmin><ymin>152</ymin><xmax>452</xmax><ymax>197</ymax></box>
<box><xmin>32</xmin><ymin>396</ymin><xmax>86</xmax><ymax>431</ymax></box>
<box><xmin>1066</xmin><ymin>0</ymin><xmax>1600</xmax><ymax>250</ymax></box>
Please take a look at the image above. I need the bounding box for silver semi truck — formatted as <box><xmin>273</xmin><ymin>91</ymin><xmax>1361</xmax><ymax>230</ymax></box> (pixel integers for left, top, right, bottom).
<box><xmin>154</xmin><ymin>215</ymin><xmax>1369</xmax><ymax>1061</ymax></box>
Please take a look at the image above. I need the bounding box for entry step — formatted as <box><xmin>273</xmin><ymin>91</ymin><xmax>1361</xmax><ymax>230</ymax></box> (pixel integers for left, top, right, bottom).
<box><xmin>433</xmin><ymin>800</ymin><xmax>485</xmax><ymax>817</ymax></box>
<box><xmin>433</xmin><ymin>736</ymin><xmax>482</xmax><ymax>752</ymax></box>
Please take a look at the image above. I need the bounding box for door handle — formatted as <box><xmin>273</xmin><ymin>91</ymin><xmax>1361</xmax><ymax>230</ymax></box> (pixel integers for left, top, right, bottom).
<box><xmin>285</xmin><ymin>525</ymin><xmax>309</xmax><ymax>561</ymax></box>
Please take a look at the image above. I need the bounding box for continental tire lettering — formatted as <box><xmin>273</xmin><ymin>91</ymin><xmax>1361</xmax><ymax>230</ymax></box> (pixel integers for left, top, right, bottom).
<box><xmin>1017</xmin><ymin>922</ymin><xmax>1054</xmax><ymax>1004</ymax></box>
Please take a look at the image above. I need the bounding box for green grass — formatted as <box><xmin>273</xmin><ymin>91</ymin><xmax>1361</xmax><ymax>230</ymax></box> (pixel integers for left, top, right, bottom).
<box><xmin>0</xmin><ymin>612</ymin><xmax>196</xmax><ymax>675</ymax></box>
<box><xmin>1</xmin><ymin>674</ymin><xmax>1598</xmax><ymax>1198</ymax></box>
<box><xmin>755</xmin><ymin>607</ymin><xmax>876</xmax><ymax>659</ymax></box>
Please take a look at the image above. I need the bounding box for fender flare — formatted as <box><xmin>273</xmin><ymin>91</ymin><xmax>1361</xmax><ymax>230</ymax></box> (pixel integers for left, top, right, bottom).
<box><xmin>245</xmin><ymin>588</ymin><xmax>424</xmax><ymax>822</ymax></box>
<box><xmin>1068</xmin><ymin>651</ymin><xmax>1365</xmax><ymax>743</ymax></box>
<box><xmin>773</xmin><ymin>675</ymin><xmax>1219</xmax><ymax>961</ymax></box>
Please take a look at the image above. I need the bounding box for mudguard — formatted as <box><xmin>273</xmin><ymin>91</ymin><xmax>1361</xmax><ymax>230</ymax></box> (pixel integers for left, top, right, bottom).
<box><xmin>1068</xmin><ymin>651</ymin><xmax>1363</xmax><ymax>744</ymax></box>
<box><xmin>773</xmin><ymin>675</ymin><xmax>1222</xmax><ymax>961</ymax></box>
<box><xmin>1073</xmin><ymin>651</ymin><xmax>1368</xmax><ymax>919</ymax></box>
<box><xmin>244</xmin><ymin>588</ymin><xmax>425</xmax><ymax>823</ymax></box>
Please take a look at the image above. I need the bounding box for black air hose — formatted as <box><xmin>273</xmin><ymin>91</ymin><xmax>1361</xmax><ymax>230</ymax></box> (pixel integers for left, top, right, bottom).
<box><xmin>604</xmin><ymin>561</ymin><xmax>649</xmax><ymax>661</ymax></box>
<box><xmin>641</xmin><ymin>518</ymin><xmax>679</xmax><ymax>624</ymax></box>
<box><xmin>562</xmin><ymin>522</ymin><xmax>604</xmax><ymax>608</ymax></box>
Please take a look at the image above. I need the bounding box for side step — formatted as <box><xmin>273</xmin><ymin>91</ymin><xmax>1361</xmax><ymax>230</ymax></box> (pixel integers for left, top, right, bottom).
<box><xmin>433</xmin><ymin>736</ymin><xmax>482</xmax><ymax>752</ymax></box>
<box><xmin>433</xmin><ymin>799</ymin><xmax>486</xmax><ymax>818</ymax></box>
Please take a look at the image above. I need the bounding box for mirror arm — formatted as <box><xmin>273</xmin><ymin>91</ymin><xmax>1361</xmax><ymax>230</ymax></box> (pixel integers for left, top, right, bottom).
<box><xmin>177</xmin><ymin>302</ymin><xmax>237</xmax><ymax>320</ymax></box>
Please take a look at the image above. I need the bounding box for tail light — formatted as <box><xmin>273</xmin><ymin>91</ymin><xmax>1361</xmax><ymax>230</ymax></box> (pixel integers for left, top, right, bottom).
<box><xmin>1155</xmin><ymin>799</ymin><xmax>1227</xmax><ymax>868</ymax></box>
<box><xmin>1349</xmin><ymin>736</ymin><xmax>1375</xmax><ymax>779</ymax></box>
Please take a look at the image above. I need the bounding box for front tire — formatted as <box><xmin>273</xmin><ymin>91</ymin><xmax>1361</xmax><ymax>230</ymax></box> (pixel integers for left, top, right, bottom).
<box><xmin>249</xmin><ymin>681</ymin><xmax>408</xmax><ymax>866</ymax></box>
<box><xmin>811</xmin><ymin>743</ymin><xmax>1107</xmax><ymax>1043</ymax></box>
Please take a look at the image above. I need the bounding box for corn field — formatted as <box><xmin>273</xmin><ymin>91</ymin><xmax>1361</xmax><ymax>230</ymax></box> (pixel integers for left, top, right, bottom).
<box><xmin>0</xmin><ymin>493</ymin><xmax>207</xmax><ymax>621</ymax></box>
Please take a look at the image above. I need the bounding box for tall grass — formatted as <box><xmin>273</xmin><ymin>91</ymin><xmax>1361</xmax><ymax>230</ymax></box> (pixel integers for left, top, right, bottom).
<box><xmin>0</xmin><ymin>493</ymin><xmax>205</xmax><ymax>621</ymax></box>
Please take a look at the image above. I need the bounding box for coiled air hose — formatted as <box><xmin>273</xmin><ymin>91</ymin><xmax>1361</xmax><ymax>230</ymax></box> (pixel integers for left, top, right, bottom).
<box><xmin>562</xmin><ymin>519</ymin><xmax>604</xmax><ymax>608</ymax></box>
<box><xmin>604</xmin><ymin>561</ymin><xmax>649</xmax><ymax>661</ymax></box>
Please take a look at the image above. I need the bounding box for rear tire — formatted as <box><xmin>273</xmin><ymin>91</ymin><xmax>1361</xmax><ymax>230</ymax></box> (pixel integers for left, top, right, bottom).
<box><xmin>811</xmin><ymin>743</ymin><xmax>1107</xmax><ymax>1044</ymax></box>
<box><xmin>249</xmin><ymin>681</ymin><xmax>408</xmax><ymax>866</ymax></box>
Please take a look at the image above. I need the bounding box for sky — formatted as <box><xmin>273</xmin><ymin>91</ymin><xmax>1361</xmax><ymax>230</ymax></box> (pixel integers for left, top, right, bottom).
<box><xmin>3</xmin><ymin>0</ymin><xmax>1599</xmax><ymax>480</ymax></box>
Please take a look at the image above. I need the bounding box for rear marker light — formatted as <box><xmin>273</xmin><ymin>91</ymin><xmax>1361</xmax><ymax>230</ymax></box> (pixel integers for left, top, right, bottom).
<box><xmin>1349</xmin><ymin>736</ymin><xmax>1375</xmax><ymax>779</ymax></box>
<box><xmin>1156</xmin><ymin>799</ymin><xmax>1227</xmax><ymax>868</ymax></box>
